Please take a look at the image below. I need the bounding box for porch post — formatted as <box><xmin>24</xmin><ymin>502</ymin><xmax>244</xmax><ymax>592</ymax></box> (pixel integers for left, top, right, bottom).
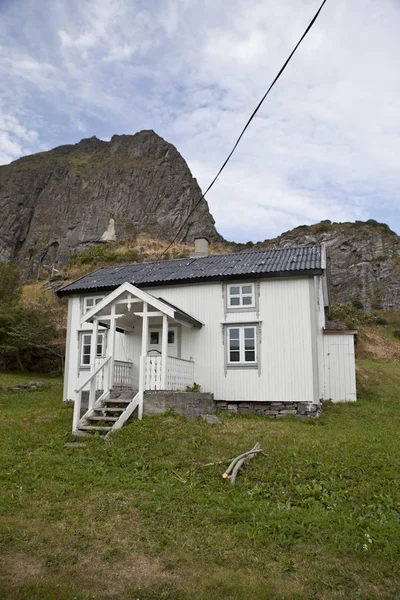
<box><xmin>138</xmin><ymin>301</ymin><xmax>148</xmax><ymax>419</ymax></box>
<box><xmin>88</xmin><ymin>318</ymin><xmax>99</xmax><ymax>411</ymax></box>
<box><xmin>161</xmin><ymin>314</ymin><xmax>168</xmax><ymax>389</ymax></box>
<box><xmin>90</xmin><ymin>318</ymin><xmax>99</xmax><ymax>370</ymax></box>
<box><xmin>109</xmin><ymin>303</ymin><xmax>116</xmax><ymax>390</ymax></box>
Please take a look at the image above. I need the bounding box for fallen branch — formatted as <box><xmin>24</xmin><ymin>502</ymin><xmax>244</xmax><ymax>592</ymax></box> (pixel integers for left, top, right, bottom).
<box><xmin>222</xmin><ymin>442</ymin><xmax>262</xmax><ymax>485</ymax></box>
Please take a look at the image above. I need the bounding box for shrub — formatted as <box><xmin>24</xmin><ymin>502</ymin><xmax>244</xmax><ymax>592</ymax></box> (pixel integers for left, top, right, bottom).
<box><xmin>351</xmin><ymin>299</ymin><xmax>364</xmax><ymax>310</ymax></box>
<box><xmin>327</xmin><ymin>303</ymin><xmax>376</xmax><ymax>329</ymax></box>
<box><xmin>393</xmin><ymin>330</ymin><xmax>400</xmax><ymax>339</ymax></box>
<box><xmin>375</xmin><ymin>317</ymin><xmax>388</xmax><ymax>326</ymax></box>
<box><xmin>186</xmin><ymin>382</ymin><xmax>201</xmax><ymax>392</ymax></box>
<box><xmin>315</xmin><ymin>223</ymin><xmax>331</xmax><ymax>233</ymax></box>
<box><xmin>0</xmin><ymin>262</ymin><xmax>21</xmax><ymax>304</ymax></box>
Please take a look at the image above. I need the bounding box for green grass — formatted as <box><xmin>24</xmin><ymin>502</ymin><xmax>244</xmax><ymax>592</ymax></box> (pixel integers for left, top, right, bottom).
<box><xmin>0</xmin><ymin>367</ymin><xmax>399</xmax><ymax>599</ymax></box>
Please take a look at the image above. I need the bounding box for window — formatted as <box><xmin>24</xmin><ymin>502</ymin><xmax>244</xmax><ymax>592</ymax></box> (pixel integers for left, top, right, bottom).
<box><xmin>83</xmin><ymin>296</ymin><xmax>104</xmax><ymax>314</ymax></box>
<box><xmin>150</xmin><ymin>331</ymin><xmax>159</xmax><ymax>345</ymax></box>
<box><xmin>227</xmin><ymin>326</ymin><xmax>257</xmax><ymax>365</ymax></box>
<box><xmin>228</xmin><ymin>284</ymin><xmax>255</xmax><ymax>308</ymax></box>
<box><xmin>80</xmin><ymin>331</ymin><xmax>105</xmax><ymax>367</ymax></box>
<box><xmin>149</xmin><ymin>329</ymin><xmax>176</xmax><ymax>346</ymax></box>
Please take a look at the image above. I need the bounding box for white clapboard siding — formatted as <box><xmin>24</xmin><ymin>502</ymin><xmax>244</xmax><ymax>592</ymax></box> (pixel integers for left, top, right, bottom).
<box><xmin>145</xmin><ymin>278</ymin><xmax>317</xmax><ymax>403</ymax></box>
<box><xmin>65</xmin><ymin>275</ymin><xmax>331</xmax><ymax>405</ymax></box>
<box><xmin>323</xmin><ymin>333</ymin><xmax>357</xmax><ymax>402</ymax></box>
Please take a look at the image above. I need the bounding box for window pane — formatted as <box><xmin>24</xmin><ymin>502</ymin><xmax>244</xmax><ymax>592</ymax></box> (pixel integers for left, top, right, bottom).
<box><xmin>230</xmin><ymin>351</ymin><xmax>240</xmax><ymax>362</ymax></box>
<box><xmin>244</xmin><ymin>338</ymin><xmax>255</xmax><ymax>350</ymax></box>
<box><xmin>95</xmin><ymin>297</ymin><xmax>102</xmax><ymax>305</ymax></box>
<box><xmin>242</xmin><ymin>296</ymin><xmax>252</xmax><ymax>305</ymax></box>
<box><xmin>229</xmin><ymin>329</ymin><xmax>240</xmax><ymax>339</ymax></box>
<box><xmin>230</xmin><ymin>341</ymin><xmax>239</xmax><ymax>352</ymax></box>
<box><xmin>245</xmin><ymin>351</ymin><xmax>255</xmax><ymax>362</ymax></box>
<box><xmin>230</xmin><ymin>297</ymin><xmax>240</xmax><ymax>306</ymax></box>
<box><xmin>86</xmin><ymin>299</ymin><xmax>94</xmax><ymax>308</ymax></box>
<box><xmin>168</xmin><ymin>331</ymin><xmax>175</xmax><ymax>344</ymax></box>
<box><xmin>83</xmin><ymin>334</ymin><xmax>91</xmax><ymax>344</ymax></box>
<box><xmin>230</xmin><ymin>286</ymin><xmax>240</xmax><ymax>295</ymax></box>
<box><xmin>82</xmin><ymin>353</ymin><xmax>90</xmax><ymax>365</ymax></box>
<box><xmin>244</xmin><ymin>328</ymin><xmax>255</xmax><ymax>338</ymax></box>
<box><xmin>242</xmin><ymin>285</ymin><xmax>252</xmax><ymax>294</ymax></box>
<box><xmin>150</xmin><ymin>332</ymin><xmax>159</xmax><ymax>345</ymax></box>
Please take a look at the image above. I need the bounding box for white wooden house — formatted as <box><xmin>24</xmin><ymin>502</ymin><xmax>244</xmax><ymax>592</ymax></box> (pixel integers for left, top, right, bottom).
<box><xmin>58</xmin><ymin>240</ymin><xmax>357</xmax><ymax>435</ymax></box>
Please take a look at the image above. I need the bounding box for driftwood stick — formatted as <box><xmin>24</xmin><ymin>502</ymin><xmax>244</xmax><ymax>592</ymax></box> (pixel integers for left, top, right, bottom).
<box><xmin>229</xmin><ymin>443</ymin><xmax>260</xmax><ymax>485</ymax></box>
<box><xmin>222</xmin><ymin>442</ymin><xmax>261</xmax><ymax>480</ymax></box>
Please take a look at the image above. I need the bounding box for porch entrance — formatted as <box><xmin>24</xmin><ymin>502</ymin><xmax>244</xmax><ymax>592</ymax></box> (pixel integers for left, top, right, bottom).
<box><xmin>73</xmin><ymin>282</ymin><xmax>203</xmax><ymax>432</ymax></box>
<box><xmin>149</xmin><ymin>326</ymin><xmax>178</xmax><ymax>357</ymax></box>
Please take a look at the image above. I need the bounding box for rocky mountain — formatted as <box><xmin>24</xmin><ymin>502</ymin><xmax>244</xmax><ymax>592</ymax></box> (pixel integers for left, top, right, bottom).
<box><xmin>0</xmin><ymin>131</ymin><xmax>221</xmax><ymax>277</ymax></box>
<box><xmin>254</xmin><ymin>220</ymin><xmax>400</xmax><ymax>311</ymax></box>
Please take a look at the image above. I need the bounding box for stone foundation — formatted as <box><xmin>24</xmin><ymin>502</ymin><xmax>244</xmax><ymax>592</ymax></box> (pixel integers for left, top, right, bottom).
<box><xmin>144</xmin><ymin>391</ymin><xmax>215</xmax><ymax>419</ymax></box>
<box><xmin>215</xmin><ymin>400</ymin><xmax>322</xmax><ymax>419</ymax></box>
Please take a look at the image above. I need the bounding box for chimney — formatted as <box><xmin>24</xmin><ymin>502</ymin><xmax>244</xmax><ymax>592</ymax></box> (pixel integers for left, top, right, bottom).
<box><xmin>190</xmin><ymin>237</ymin><xmax>209</xmax><ymax>258</ymax></box>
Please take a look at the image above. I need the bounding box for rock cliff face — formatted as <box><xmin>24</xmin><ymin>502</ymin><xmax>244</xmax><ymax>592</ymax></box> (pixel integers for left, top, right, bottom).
<box><xmin>0</xmin><ymin>131</ymin><xmax>221</xmax><ymax>277</ymax></box>
<box><xmin>256</xmin><ymin>221</ymin><xmax>400</xmax><ymax>311</ymax></box>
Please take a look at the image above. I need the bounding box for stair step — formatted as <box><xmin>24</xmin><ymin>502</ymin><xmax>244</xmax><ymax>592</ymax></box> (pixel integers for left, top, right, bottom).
<box><xmin>93</xmin><ymin>407</ymin><xmax>125</xmax><ymax>413</ymax></box>
<box><xmin>87</xmin><ymin>416</ymin><xmax>119</xmax><ymax>422</ymax></box>
<box><xmin>78</xmin><ymin>425</ymin><xmax>113</xmax><ymax>432</ymax></box>
<box><xmin>105</xmin><ymin>399</ymin><xmax>131</xmax><ymax>405</ymax></box>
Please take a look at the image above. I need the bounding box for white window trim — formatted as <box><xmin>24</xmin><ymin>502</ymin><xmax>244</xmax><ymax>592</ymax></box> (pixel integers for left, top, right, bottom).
<box><xmin>79</xmin><ymin>330</ymin><xmax>106</xmax><ymax>368</ymax></box>
<box><xmin>83</xmin><ymin>295</ymin><xmax>104</xmax><ymax>315</ymax></box>
<box><xmin>225</xmin><ymin>282</ymin><xmax>257</xmax><ymax>312</ymax></box>
<box><xmin>226</xmin><ymin>324</ymin><xmax>257</xmax><ymax>367</ymax></box>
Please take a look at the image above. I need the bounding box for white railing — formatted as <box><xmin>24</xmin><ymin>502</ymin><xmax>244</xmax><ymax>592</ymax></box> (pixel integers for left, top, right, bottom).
<box><xmin>166</xmin><ymin>356</ymin><xmax>194</xmax><ymax>390</ymax></box>
<box><xmin>143</xmin><ymin>355</ymin><xmax>194</xmax><ymax>391</ymax></box>
<box><xmin>114</xmin><ymin>360</ymin><xmax>134</xmax><ymax>390</ymax></box>
<box><xmin>144</xmin><ymin>356</ymin><xmax>162</xmax><ymax>390</ymax></box>
<box><xmin>73</xmin><ymin>356</ymin><xmax>111</xmax><ymax>432</ymax></box>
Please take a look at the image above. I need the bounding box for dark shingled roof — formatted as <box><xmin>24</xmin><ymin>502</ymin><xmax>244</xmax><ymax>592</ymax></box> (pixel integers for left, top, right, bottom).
<box><xmin>58</xmin><ymin>245</ymin><xmax>323</xmax><ymax>296</ymax></box>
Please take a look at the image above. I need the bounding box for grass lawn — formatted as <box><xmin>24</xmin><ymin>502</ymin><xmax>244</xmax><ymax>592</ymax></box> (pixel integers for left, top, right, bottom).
<box><xmin>0</xmin><ymin>365</ymin><xmax>399</xmax><ymax>600</ymax></box>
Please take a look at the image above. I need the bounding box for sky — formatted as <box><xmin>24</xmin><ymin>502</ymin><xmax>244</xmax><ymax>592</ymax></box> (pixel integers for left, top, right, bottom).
<box><xmin>0</xmin><ymin>0</ymin><xmax>399</xmax><ymax>242</ymax></box>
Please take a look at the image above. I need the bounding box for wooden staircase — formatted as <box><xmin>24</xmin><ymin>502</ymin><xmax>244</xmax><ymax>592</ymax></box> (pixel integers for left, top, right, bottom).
<box><xmin>76</xmin><ymin>389</ymin><xmax>139</xmax><ymax>438</ymax></box>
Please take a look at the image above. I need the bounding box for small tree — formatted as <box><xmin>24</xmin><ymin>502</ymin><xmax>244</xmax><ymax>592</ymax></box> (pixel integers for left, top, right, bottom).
<box><xmin>0</xmin><ymin>262</ymin><xmax>21</xmax><ymax>304</ymax></box>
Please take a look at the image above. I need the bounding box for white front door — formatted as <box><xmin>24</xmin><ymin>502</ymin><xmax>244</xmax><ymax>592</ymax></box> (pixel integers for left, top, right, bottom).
<box><xmin>148</xmin><ymin>326</ymin><xmax>178</xmax><ymax>357</ymax></box>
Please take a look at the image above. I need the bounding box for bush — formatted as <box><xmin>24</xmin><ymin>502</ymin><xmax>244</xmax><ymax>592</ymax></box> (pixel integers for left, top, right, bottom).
<box><xmin>0</xmin><ymin>262</ymin><xmax>21</xmax><ymax>304</ymax></box>
<box><xmin>0</xmin><ymin>302</ymin><xmax>61</xmax><ymax>371</ymax></box>
<box><xmin>393</xmin><ymin>330</ymin><xmax>400</xmax><ymax>340</ymax></box>
<box><xmin>375</xmin><ymin>317</ymin><xmax>388</xmax><ymax>326</ymax></box>
<box><xmin>0</xmin><ymin>263</ymin><xmax>64</xmax><ymax>372</ymax></box>
<box><xmin>327</xmin><ymin>303</ymin><xmax>376</xmax><ymax>329</ymax></box>
<box><xmin>351</xmin><ymin>299</ymin><xmax>364</xmax><ymax>311</ymax></box>
<box><xmin>69</xmin><ymin>244</ymin><xmax>138</xmax><ymax>267</ymax></box>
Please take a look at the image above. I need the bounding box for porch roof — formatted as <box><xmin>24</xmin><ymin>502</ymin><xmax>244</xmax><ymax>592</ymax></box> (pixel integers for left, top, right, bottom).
<box><xmin>81</xmin><ymin>282</ymin><xmax>202</xmax><ymax>330</ymax></box>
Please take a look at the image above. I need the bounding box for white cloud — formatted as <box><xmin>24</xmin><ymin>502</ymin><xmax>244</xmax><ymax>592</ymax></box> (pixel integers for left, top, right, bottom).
<box><xmin>0</xmin><ymin>0</ymin><xmax>399</xmax><ymax>239</ymax></box>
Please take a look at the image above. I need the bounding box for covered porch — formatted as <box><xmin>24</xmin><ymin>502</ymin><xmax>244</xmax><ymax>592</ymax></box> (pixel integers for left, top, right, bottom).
<box><xmin>73</xmin><ymin>282</ymin><xmax>202</xmax><ymax>432</ymax></box>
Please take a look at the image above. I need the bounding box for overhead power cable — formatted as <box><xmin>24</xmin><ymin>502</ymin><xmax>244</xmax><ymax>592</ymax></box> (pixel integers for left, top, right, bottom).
<box><xmin>156</xmin><ymin>0</ymin><xmax>328</xmax><ymax>260</ymax></box>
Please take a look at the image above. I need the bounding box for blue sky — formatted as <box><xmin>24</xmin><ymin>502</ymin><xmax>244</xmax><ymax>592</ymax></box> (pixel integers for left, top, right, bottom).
<box><xmin>1</xmin><ymin>0</ymin><xmax>399</xmax><ymax>241</ymax></box>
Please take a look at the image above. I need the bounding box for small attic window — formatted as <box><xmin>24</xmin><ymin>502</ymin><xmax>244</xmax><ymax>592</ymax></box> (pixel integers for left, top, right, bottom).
<box><xmin>83</xmin><ymin>296</ymin><xmax>103</xmax><ymax>314</ymax></box>
<box><xmin>228</xmin><ymin>283</ymin><xmax>255</xmax><ymax>308</ymax></box>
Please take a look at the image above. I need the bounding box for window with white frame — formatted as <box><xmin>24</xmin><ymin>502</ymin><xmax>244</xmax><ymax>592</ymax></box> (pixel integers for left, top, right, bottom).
<box><xmin>80</xmin><ymin>331</ymin><xmax>106</xmax><ymax>367</ymax></box>
<box><xmin>227</xmin><ymin>325</ymin><xmax>257</xmax><ymax>365</ymax></box>
<box><xmin>227</xmin><ymin>283</ymin><xmax>255</xmax><ymax>308</ymax></box>
<box><xmin>83</xmin><ymin>296</ymin><xmax>104</xmax><ymax>314</ymax></box>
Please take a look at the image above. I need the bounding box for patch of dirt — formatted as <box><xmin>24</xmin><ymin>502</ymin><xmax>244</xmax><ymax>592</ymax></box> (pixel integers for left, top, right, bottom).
<box><xmin>357</xmin><ymin>326</ymin><xmax>400</xmax><ymax>363</ymax></box>
<box><xmin>0</xmin><ymin>553</ymin><xmax>45</xmax><ymax>585</ymax></box>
